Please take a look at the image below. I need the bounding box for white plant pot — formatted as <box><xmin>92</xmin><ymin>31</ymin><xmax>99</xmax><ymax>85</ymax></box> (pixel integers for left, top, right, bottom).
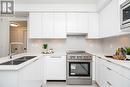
<box><xmin>126</xmin><ymin>55</ymin><xmax>130</xmax><ymax>59</ymax></box>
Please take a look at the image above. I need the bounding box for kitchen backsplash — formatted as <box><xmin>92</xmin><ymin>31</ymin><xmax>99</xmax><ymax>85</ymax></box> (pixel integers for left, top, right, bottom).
<box><xmin>27</xmin><ymin>35</ymin><xmax>102</xmax><ymax>55</ymax></box>
<box><xmin>27</xmin><ymin>34</ymin><xmax>130</xmax><ymax>55</ymax></box>
<box><xmin>102</xmin><ymin>34</ymin><xmax>130</xmax><ymax>55</ymax></box>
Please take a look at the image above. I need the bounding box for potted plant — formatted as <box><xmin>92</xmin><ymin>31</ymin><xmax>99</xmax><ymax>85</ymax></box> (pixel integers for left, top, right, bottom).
<box><xmin>124</xmin><ymin>47</ymin><xmax>130</xmax><ymax>59</ymax></box>
<box><xmin>42</xmin><ymin>44</ymin><xmax>48</xmax><ymax>53</ymax></box>
<box><xmin>42</xmin><ymin>44</ymin><xmax>48</xmax><ymax>49</ymax></box>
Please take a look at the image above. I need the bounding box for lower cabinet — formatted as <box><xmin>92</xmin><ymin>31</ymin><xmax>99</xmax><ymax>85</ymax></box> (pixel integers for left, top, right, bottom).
<box><xmin>96</xmin><ymin>57</ymin><xmax>130</xmax><ymax>87</ymax></box>
<box><xmin>95</xmin><ymin>57</ymin><xmax>107</xmax><ymax>87</ymax></box>
<box><xmin>19</xmin><ymin>58</ymin><xmax>43</xmax><ymax>87</ymax></box>
<box><xmin>44</xmin><ymin>56</ymin><xmax>66</xmax><ymax>81</ymax></box>
<box><xmin>0</xmin><ymin>57</ymin><xmax>43</xmax><ymax>87</ymax></box>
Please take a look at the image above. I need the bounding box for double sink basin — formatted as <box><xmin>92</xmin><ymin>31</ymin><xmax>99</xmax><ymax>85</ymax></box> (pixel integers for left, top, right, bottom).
<box><xmin>0</xmin><ymin>56</ymin><xmax>36</xmax><ymax>65</ymax></box>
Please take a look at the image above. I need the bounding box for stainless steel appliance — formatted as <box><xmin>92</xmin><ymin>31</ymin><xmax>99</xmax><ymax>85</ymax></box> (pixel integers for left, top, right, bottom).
<box><xmin>66</xmin><ymin>50</ymin><xmax>92</xmax><ymax>85</ymax></box>
<box><xmin>121</xmin><ymin>0</ymin><xmax>130</xmax><ymax>29</ymax></box>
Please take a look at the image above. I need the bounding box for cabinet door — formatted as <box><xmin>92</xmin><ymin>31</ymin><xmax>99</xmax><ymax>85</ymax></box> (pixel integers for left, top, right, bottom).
<box><xmin>19</xmin><ymin>58</ymin><xmax>43</xmax><ymax>87</ymax></box>
<box><xmin>92</xmin><ymin>56</ymin><xmax>96</xmax><ymax>80</ymax></box>
<box><xmin>29</xmin><ymin>13</ymin><xmax>42</xmax><ymax>38</ymax></box>
<box><xmin>99</xmin><ymin>0</ymin><xmax>121</xmax><ymax>38</ymax></box>
<box><xmin>88</xmin><ymin>13</ymin><xmax>99</xmax><ymax>38</ymax></box>
<box><xmin>95</xmin><ymin>57</ymin><xmax>107</xmax><ymax>87</ymax></box>
<box><xmin>67</xmin><ymin>13</ymin><xmax>88</xmax><ymax>33</ymax></box>
<box><xmin>53</xmin><ymin>13</ymin><xmax>66</xmax><ymax>38</ymax></box>
<box><xmin>45</xmin><ymin>56</ymin><xmax>66</xmax><ymax>80</ymax></box>
<box><xmin>42</xmin><ymin>13</ymin><xmax>54</xmax><ymax>38</ymax></box>
<box><xmin>106</xmin><ymin>66</ymin><xmax>130</xmax><ymax>87</ymax></box>
<box><xmin>95</xmin><ymin>57</ymin><xmax>101</xmax><ymax>85</ymax></box>
<box><xmin>77</xmin><ymin>13</ymin><xmax>88</xmax><ymax>33</ymax></box>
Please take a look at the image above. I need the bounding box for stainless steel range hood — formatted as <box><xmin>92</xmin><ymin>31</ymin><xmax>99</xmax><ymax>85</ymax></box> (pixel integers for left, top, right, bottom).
<box><xmin>67</xmin><ymin>33</ymin><xmax>87</xmax><ymax>36</ymax></box>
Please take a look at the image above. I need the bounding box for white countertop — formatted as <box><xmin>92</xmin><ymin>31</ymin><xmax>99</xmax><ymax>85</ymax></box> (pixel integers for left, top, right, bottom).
<box><xmin>0</xmin><ymin>53</ymin><xmax>66</xmax><ymax>71</ymax></box>
<box><xmin>1</xmin><ymin>52</ymin><xmax>130</xmax><ymax>71</ymax></box>
<box><xmin>92</xmin><ymin>53</ymin><xmax>130</xmax><ymax>70</ymax></box>
<box><xmin>0</xmin><ymin>53</ymin><xmax>43</xmax><ymax>70</ymax></box>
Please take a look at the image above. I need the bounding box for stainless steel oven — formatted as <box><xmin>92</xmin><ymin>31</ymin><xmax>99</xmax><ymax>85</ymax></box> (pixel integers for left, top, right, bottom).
<box><xmin>66</xmin><ymin>51</ymin><xmax>92</xmax><ymax>85</ymax></box>
<box><xmin>121</xmin><ymin>0</ymin><xmax>130</xmax><ymax>29</ymax></box>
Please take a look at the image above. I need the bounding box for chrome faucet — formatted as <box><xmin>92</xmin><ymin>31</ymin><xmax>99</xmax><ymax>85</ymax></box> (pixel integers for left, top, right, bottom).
<box><xmin>9</xmin><ymin>53</ymin><xmax>15</xmax><ymax>59</ymax></box>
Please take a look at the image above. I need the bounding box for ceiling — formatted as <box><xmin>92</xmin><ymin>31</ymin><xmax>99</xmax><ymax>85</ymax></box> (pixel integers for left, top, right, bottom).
<box><xmin>15</xmin><ymin>0</ymin><xmax>97</xmax><ymax>4</ymax></box>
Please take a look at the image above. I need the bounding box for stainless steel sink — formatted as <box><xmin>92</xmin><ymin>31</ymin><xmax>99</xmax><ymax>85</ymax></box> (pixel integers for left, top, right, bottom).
<box><xmin>0</xmin><ymin>56</ymin><xmax>36</xmax><ymax>65</ymax></box>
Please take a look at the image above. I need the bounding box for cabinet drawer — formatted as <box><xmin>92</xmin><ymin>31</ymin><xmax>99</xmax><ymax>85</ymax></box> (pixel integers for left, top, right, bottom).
<box><xmin>105</xmin><ymin>65</ymin><xmax>130</xmax><ymax>87</ymax></box>
<box><xmin>104</xmin><ymin>59</ymin><xmax>130</xmax><ymax>80</ymax></box>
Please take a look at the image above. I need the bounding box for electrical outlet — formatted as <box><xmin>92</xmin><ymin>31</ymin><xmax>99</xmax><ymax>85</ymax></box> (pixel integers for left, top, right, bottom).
<box><xmin>110</xmin><ymin>44</ymin><xmax>113</xmax><ymax>48</ymax></box>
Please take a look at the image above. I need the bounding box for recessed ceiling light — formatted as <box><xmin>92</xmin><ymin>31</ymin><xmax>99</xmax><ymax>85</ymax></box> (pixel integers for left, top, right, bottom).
<box><xmin>10</xmin><ymin>23</ymin><xmax>19</xmax><ymax>27</ymax></box>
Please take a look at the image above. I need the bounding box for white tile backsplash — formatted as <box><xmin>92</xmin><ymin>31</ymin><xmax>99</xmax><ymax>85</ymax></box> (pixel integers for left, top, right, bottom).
<box><xmin>27</xmin><ymin>35</ymin><xmax>102</xmax><ymax>55</ymax></box>
<box><xmin>102</xmin><ymin>34</ymin><xmax>130</xmax><ymax>54</ymax></box>
<box><xmin>27</xmin><ymin>34</ymin><xmax>130</xmax><ymax>55</ymax></box>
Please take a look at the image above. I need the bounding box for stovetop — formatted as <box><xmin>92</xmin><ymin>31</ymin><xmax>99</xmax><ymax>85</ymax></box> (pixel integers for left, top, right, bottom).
<box><xmin>66</xmin><ymin>50</ymin><xmax>91</xmax><ymax>55</ymax></box>
<box><xmin>66</xmin><ymin>50</ymin><xmax>92</xmax><ymax>60</ymax></box>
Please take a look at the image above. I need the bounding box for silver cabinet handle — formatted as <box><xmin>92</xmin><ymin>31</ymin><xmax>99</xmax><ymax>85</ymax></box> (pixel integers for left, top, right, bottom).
<box><xmin>107</xmin><ymin>60</ymin><xmax>111</xmax><ymax>62</ymax></box>
<box><xmin>107</xmin><ymin>81</ymin><xmax>112</xmax><ymax>86</ymax></box>
<box><xmin>107</xmin><ymin>67</ymin><xmax>112</xmax><ymax>70</ymax></box>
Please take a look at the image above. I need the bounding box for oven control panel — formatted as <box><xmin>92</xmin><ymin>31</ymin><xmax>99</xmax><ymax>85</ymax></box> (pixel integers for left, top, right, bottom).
<box><xmin>67</xmin><ymin>55</ymin><xmax>92</xmax><ymax>60</ymax></box>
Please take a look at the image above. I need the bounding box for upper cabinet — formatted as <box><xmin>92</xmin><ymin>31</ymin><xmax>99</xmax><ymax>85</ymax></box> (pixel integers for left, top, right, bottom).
<box><xmin>88</xmin><ymin>13</ymin><xmax>99</xmax><ymax>38</ymax></box>
<box><xmin>29</xmin><ymin>13</ymin><xmax>43</xmax><ymax>38</ymax></box>
<box><xmin>29</xmin><ymin>12</ymin><xmax>66</xmax><ymax>39</ymax></box>
<box><xmin>42</xmin><ymin>13</ymin><xmax>54</xmax><ymax>38</ymax></box>
<box><xmin>29</xmin><ymin>12</ymin><xmax>100</xmax><ymax>39</ymax></box>
<box><xmin>66</xmin><ymin>13</ymin><xmax>89</xmax><ymax>34</ymax></box>
<box><xmin>99</xmin><ymin>0</ymin><xmax>121</xmax><ymax>38</ymax></box>
<box><xmin>99</xmin><ymin>0</ymin><xmax>130</xmax><ymax>38</ymax></box>
<box><xmin>53</xmin><ymin>13</ymin><xmax>66</xmax><ymax>38</ymax></box>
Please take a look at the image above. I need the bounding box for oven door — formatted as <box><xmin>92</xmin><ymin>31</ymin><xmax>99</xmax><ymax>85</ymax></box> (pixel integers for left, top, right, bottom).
<box><xmin>121</xmin><ymin>1</ymin><xmax>130</xmax><ymax>28</ymax></box>
<box><xmin>67</xmin><ymin>60</ymin><xmax>92</xmax><ymax>78</ymax></box>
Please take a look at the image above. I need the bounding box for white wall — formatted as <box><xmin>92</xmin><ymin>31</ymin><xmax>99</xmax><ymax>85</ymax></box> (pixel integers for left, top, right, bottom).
<box><xmin>27</xmin><ymin>35</ymin><xmax>102</xmax><ymax>55</ymax></box>
<box><xmin>102</xmin><ymin>34</ymin><xmax>130</xmax><ymax>54</ymax></box>
<box><xmin>0</xmin><ymin>18</ymin><xmax>9</xmax><ymax>57</ymax></box>
<box><xmin>27</xmin><ymin>39</ymin><xmax>66</xmax><ymax>55</ymax></box>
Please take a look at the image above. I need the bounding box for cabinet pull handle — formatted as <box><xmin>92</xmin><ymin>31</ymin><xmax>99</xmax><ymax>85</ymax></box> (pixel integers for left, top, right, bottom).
<box><xmin>107</xmin><ymin>67</ymin><xmax>112</xmax><ymax>70</ymax></box>
<box><xmin>107</xmin><ymin>81</ymin><xmax>112</xmax><ymax>86</ymax></box>
<box><xmin>98</xmin><ymin>57</ymin><xmax>101</xmax><ymax>59</ymax></box>
<box><xmin>107</xmin><ymin>60</ymin><xmax>111</xmax><ymax>62</ymax></box>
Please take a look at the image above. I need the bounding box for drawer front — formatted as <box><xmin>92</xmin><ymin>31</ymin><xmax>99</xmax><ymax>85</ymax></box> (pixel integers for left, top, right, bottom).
<box><xmin>104</xmin><ymin>59</ymin><xmax>130</xmax><ymax>80</ymax></box>
<box><xmin>105</xmin><ymin>65</ymin><xmax>130</xmax><ymax>87</ymax></box>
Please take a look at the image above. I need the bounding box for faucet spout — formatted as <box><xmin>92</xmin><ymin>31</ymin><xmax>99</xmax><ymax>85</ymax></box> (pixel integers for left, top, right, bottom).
<box><xmin>9</xmin><ymin>53</ymin><xmax>15</xmax><ymax>59</ymax></box>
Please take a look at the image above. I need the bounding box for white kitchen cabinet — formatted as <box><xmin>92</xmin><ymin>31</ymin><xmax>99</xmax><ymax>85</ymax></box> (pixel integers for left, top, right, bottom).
<box><xmin>99</xmin><ymin>0</ymin><xmax>121</xmax><ymax>38</ymax></box>
<box><xmin>29</xmin><ymin>13</ymin><xmax>43</xmax><ymax>38</ymax></box>
<box><xmin>66</xmin><ymin>13</ymin><xmax>88</xmax><ymax>34</ymax></box>
<box><xmin>95</xmin><ymin>57</ymin><xmax>107</xmax><ymax>87</ymax></box>
<box><xmin>0</xmin><ymin>57</ymin><xmax>43</xmax><ymax>87</ymax></box>
<box><xmin>44</xmin><ymin>56</ymin><xmax>66</xmax><ymax>80</ymax></box>
<box><xmin>106</xmin><ymin>66</ymin><xmax>130</xmax><ymax>87</ymax></box>
<box><xmin>53</xmin><ymin>13</ymin><xmax>66</xmax><ymax>38</ymax></box>
<box><xmin>88</xmin><ymin>13</ymin><xmax>99</xmax><ymax>38</ymax></box>
<box><xmin>92</xmin><ymin>56</ymin><xmax>96</xmax><ymax>80</ymax></box>
<box><xmin>95</xmin><ymin>57</ymin><xmax>100</xmax><ymax>84</ymax></box>
<box><xmin>95</xmin><ymin>57</ymin><xmax>130</xmax><ymax>87</ymax></box>
<box><xmin>19</xmin><ymin>58</ymin><xmax>43</xmax><ymax>87</ymax></box>
<box><xmin>42</xmin><ymin>13</ymin><xmax>54</xmax><ymax>38</ymax></box>
<box><xmin>29</xmin><ymin>12</ymin><xmax>66</xmax><ymax>38</ymax></box>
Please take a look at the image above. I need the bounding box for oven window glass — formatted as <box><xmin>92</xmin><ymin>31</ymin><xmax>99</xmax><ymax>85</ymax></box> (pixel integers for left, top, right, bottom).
<box><xmin>69</xmin><ymin>62</ymin><xmax>90</xmax><ymax>76</ymax></box>
<box><xmin>123</xmin><ymin>6</ymin><xmax>130</xmax><ymax>21</ymax></box>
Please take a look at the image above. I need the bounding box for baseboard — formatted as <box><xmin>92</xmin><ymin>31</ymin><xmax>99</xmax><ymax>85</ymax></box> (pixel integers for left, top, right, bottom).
<box><xmin>47</xmin><ymin>80</ymin><xmax>66</xmax><ymax>82</ymax></box>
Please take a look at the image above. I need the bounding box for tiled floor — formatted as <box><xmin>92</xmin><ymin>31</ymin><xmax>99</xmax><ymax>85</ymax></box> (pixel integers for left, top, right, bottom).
<box><xmin>44</xmin><ymin>82</ymin><xmax>98</xmax><ymax>87</ymax></box>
